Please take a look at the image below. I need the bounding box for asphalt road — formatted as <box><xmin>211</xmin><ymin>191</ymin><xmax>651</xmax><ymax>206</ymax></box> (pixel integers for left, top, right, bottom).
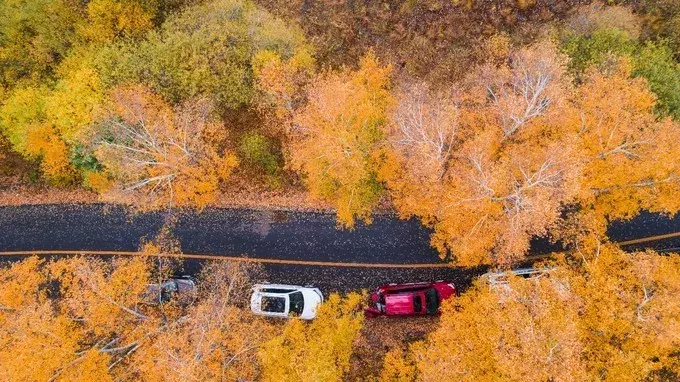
<box><xmin>1</xmin><ymin>204</ymin><xmax>679</xmax><ymax>293</ymax></box>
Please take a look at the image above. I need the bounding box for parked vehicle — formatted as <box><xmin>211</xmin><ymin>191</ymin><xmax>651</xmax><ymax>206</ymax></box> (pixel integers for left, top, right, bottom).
<box><xmin>142</xmin><ymin>276</ymin><xmax>197</xmax><ymax>305</ymax></box>
<box><xmin>364</xmin><ymin>281</ymin><xmax>457</xmax><ymax>317</ymax></box>
<box><xmin>250</xmin><ymin>283</ymin><xmax>324</xmax><ymax>320</ymax></box>
<box><xmin>483</xmin><ymin>267</ymin><xmax>555</xmax><ymax>288</ymax></box>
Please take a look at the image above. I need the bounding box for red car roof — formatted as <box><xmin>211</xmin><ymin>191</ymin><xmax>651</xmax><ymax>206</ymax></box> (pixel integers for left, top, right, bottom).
<box><xmin>385</xmin><ymin>293</ymin><xmax>418</xmax><ymax>315</ymax></box>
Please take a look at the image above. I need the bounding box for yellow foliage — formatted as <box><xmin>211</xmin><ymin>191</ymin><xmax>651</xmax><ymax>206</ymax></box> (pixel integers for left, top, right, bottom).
<box><xmin>0</xmin><ymin>256</ymin><xmax>273</xmax><ymax>381</ymax></box>
<box><xmin>96</xmin><ymin>85</ymin><xmax>239</xmax><ymax>209</ymax></box>
<box><xmin>291</xmin><ymin>52</ymin><xmax>393</xmax><ymax>227</ymax></box>
<box><xmin>46</xmin><ymin>54</ymin><xmax>106</xmax><ymax>142</ymax></box>
<box><xmin>253</xmin><ymin>48</ymin><xmax>315</xmax><ymax>126</ymax></box>
<box><xmin>411</xmin><ymin>246</ymin><xmax>680</xmax><ymax>381</ymax></box>
<box><xmin>0</xmin><ymin>53</ymin><xmax>107</xmax><ymax>184</ymax></box>
<box><xmin>259</xmin><ymin>293</ymin><xmax>365</xmax><ymax>382</ymax></box>
<box><xmin>83</xmin><ymin>170</ymin><xmax>113</xmax><ymax>193</ymax></box>
<box><xmin>383</xmin><ymin>45</ymin><xmax>680</xmax><ymax>266</ymax></box>
<box><xmin>516</xmin><ymin>0</ymin><xmax>536</xmax><ymax>11</ymax></box>
<box><xmin>59</xmin><ymin>350</ymin><xmax>113</xmax><ymax>382</ymax></box>
<box><xmin>25</xmin><ymin>124</ymin><xmax>76</xmax><ymax>184</ymax></box>
<box><xmin>379</xmin><ymin>347</ymin><xmax>417</xmax><ymax>382</ymax></box>
<box><xmin>78</xmin><ymin>0</ymin><xmax>156</xmax><ymax>44</ymax></box>
<box><xmin>0</xmin><ymin>256</ymin><xmax>46</xmax><ymax>311</ymax></box>
<box><xmin>572</xmin><ymin>61</ymin><xmax>680</xmax><ymax>226</ymax></box>
<box><xmin>384</xmin><ymin>41</ymin><xmax>576</xmax><ymax>265</ymax></box>
<box><xmin>0</xmin><ymin>85</ymin><xmax>49</xmax><ymax>155</ymax></box>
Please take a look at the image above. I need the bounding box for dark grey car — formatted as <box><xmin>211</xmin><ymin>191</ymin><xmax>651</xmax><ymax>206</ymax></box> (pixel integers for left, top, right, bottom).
<box><xmin>142</xmin><ymin>276</ymin><xmax>197</xmax><ymax>305</ymax></box>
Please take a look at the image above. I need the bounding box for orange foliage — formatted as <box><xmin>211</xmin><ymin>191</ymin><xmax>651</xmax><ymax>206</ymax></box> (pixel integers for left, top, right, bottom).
<box><xmin>96</xmin><ymin>86</ymin><xmax>238</xmax><ymax>210</ymax></box>
<box><xmin>252</xmin><ymin>48</ymin><xmax>315</xmax><ymax>130</ymax></box>
<box><xmin>290</xmin><ymin>52</ymin><xmax>393</xmax><ymax>227</ymax></box>
<box><xmin>412</xmin><ymin>246</ymin><xmax>680</xmax><ymax>381</ymax></box>
<box><xmin>383</xmin><ymin>43</ymin><xmax>680</xmax><ymax>265</ymax></box>
<box><xmin>259</xmin><ymin>293</ymin><xmax>364</xmax><ymax>381</ymax></box>
<box><xmin>25</xmin><ymin>124</ymin><xmax>76</xmax><ymax>184</ymax></box>
<box><xmin>383</xmin><ymin>42</ymin><xmax>578</xmax><ymax>265</ymax></box>
<box><xmin>0</xmin><ymin>257</ymin><xmax>274</xmax><ymax>381</ymax></box>
<box><xmin>572</xmin><ymin>61</ymin><xmax>680</xmax><ymax>229</ymax></box>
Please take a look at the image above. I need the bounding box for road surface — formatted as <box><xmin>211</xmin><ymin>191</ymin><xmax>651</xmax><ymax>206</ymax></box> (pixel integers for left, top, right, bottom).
<box><xmin>1</xmin><ymin>204</ymin><xmax>679</xmax><ymax>292</ymax></box>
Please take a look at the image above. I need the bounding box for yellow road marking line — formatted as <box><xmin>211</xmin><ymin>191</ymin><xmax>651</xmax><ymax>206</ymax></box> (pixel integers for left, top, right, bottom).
<box><xmin>616</xmin><ymin>231</ymin><xmax>680</xmax><ymax>246</ymax></box>
<box><xmin>0</xmin><ymin>250</ymin><xmax>453</xmax><ymax>269</ymax></box>
<box><xmin>0</xmin><ymin>231</ymin><xmax>678</xmax><ymax>268</ymax></box>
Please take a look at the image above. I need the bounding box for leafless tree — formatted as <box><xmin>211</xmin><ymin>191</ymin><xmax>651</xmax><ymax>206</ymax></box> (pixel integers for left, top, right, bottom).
<box><xmin>96</xmin><ymin>87</ymin><xmax>235</xmax><ymax>209</ymax></box>
<box><xmin>487</xmin><ymin>43</ymin><xmax>567</xmax><ymax>137</ymax></box>
<box><xmin>392</xmin><ymin>83</ymin><xmax>460</xmax><ymax>179</ymax></box>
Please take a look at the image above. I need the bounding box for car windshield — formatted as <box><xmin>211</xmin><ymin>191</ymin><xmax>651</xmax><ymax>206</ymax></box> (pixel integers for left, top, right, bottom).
<box><xmin>377</xmin><ymin>292</ymin><xmax>386</xmax><ymax>313</ymax></box>
<box><xmin>261</xmin><ymin>296</ymin><xmax>286</xmax><ymax>313</ymax></box>
<box><xmin>261</xmin><ymin>288</ymin><xmax>294</xmax><ymax>294</ymax></box>
<box><xmin>413</xmin><ymin>295</ymin><xmax>423</xmax><ymax>313</ymax></box>
<box><xmin>289</xmin><ymin>291</ymin><xmax>305</xmax><ymax>315</ymax></box>
<box><xmin>425</xmin><ymin>288</ymin><xmax>440</xmax><ymax>314</ymax></box>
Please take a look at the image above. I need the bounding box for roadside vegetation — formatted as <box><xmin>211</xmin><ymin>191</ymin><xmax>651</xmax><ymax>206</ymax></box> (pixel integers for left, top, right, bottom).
<box><xmin>1</xmin><ymin>0</ymin><xmax>680</xmax><ymax>380</ymax></box>
<box><xmin>0</xmin><ymin>253</ymin><xmax>366</xmax><ymax>381</ymax></box>
<box><xmin>1</xmin><ymin>245</ymin><xmax>678</xmax><ymax>380</ymax></box>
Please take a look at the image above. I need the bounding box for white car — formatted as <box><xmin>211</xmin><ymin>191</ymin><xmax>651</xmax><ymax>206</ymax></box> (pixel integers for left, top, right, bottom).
<box><xmin>483</xmin><ymin>267</ymin><xmax>555</xmax><ymax>288</ymax></box>
<box><xmin>250</xmin><ymin>283</ymin><xmax>324</xmax><ymax>320</ymax></box>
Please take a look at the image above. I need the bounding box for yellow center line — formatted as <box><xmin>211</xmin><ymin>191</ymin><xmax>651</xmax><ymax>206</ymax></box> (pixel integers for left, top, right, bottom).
<box><xmin>616</xmin><ymin>231</ymin><xmax>680</xmax><ymax>246</ymax></box>
<box><xmin>0</xmin><ymin>231</ymin><xmax>677</xmax><ymax>268</ymax></box>
<box><xmin>0</xmin><ymin>250</ymin><xmax>453</xmax><ymax>269</ymax></box>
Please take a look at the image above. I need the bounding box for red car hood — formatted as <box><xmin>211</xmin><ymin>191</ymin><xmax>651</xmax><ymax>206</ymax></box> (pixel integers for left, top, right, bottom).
<box><xmin>385</xmin><ymin>294</ymin><xmax>417</xmax><ymax>315</ymax></box>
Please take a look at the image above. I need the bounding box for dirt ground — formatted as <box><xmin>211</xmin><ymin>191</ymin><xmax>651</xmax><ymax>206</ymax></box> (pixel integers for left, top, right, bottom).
<box><xmin>0</xmin><ymin>176</ymin><xmax>330</xmax><ymax>211</ymax></box>
<box><xmin>349</xmin><ymin>316</ymin><xmax>439</xmax><ymax>381</ymax></box>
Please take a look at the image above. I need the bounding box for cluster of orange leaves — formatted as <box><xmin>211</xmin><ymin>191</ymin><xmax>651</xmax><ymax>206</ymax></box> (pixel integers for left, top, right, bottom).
<box><xmin>372</xmin><ymin>41</ymin><xmax>680</xmax><ymax>265</ymax></box>
<box><xmin>0</xmin><ymin>253</ymin><xmax>368</xmax><ymax>381</ymax></box>
<box><xmin>381</xmin><ymin>245</ymin><xmax>680</xmax><ymax>381</ymax></box>
<box><xmin>95</xmin><ymin>85</ymin><xmax>239</xmax><ymax>210</ymax></box>
<box><xmin>0</xmin><ymin>256</ymin><xmax>279</xmax><ymax>381</ymax></box>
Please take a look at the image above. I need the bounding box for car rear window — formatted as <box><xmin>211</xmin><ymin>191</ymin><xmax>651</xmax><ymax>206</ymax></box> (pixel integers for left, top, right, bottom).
<box><xmin>413</xmin><ymin>295</ymin><xmax>423</xmax><ymax>313</ymax></box>
<box><xmin>261</xmin><ymin>296</ymin><xmax>286</xmax><ymax>313</ymax></box>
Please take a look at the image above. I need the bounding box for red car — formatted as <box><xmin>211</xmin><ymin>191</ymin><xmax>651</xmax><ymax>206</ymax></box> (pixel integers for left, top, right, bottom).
<box><xmin>364</xmin><ymin>281</ymin><xmax>457</xmax><ymax>317</ymax></box>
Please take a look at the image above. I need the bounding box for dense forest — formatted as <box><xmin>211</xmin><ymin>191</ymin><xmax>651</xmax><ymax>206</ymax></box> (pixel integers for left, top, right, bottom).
<box><xmin>1</xmin><ymin>0</ymin><xmax>680</xmax><ymax>380</ymax></box>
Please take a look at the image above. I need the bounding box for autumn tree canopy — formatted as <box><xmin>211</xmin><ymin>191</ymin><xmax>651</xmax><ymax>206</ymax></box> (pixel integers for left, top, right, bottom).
<box><xmin>95</xmin><ymin>86</ymin><xmax>238</xmax><ymax>209</ymax></box>
<box><xmin>290</xmin><ymin>53</ymin><xmax>393</xmax><ymax>227</ymax></box>
<box><xmin>381</xmin><ymin>40</ymin><xmax>680</xmax><ymax>266</ymax></box>
<box><xmin>391</xmin><ymin>246</ymin><xmax>680</xmax><ymax>381</ymax></box>
<box><xmin>0</xmin><ymin>256</ymin><xmax>276</xmax><ymax>381</ymax></box>
<box><xmin>0</xmin><ymin>0</ymin><xmax>309</xmax><ymax>192</ymax></box>
<box><xmin>258</xmin><ymin>292</ymin><xmax>364</xmax><ymax>381</ymax></box>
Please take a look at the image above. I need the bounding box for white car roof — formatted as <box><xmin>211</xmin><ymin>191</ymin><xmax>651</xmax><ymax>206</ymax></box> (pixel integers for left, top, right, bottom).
<box><xmin>250</xmin><ymin>284</ymin><xmax>323</xmax><ymax>320</ymax></box>
<box><xmin>483</xmin><ymin>267</ymin><xmax>556</xmax><ymax>287</ymax></box>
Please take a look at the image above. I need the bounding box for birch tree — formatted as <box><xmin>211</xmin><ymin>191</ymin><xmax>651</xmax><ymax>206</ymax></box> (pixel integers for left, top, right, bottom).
<box><xmin>0</xmin><ymin>256</ymin><xmax>274</xmax><ymax>381</ymax></box>
<box><xmin>96</xmin><ymin>85</ymin><xmax>238</xmax><ymax>210</ymax></box>
<box><xmin>382</xmin><ymin>42</ymin><xmax>579</xmax><ymax>265</ymax></box>
<box><xmin>383</xmin><ymin>44</ymin><xmax>680</xmax><ymax>266</ymax></box>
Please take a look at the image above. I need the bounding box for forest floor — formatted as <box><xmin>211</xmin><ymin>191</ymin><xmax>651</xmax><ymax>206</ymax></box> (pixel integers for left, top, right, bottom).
<box><xmin>350</xmin><ymin>317</ymin><xmax>439</xmax><ymax>380</ymax></box>
<box><xmin>0</xmin><ymin>175</ymin><xmax>332</xmax><ymax>211</ymax></box>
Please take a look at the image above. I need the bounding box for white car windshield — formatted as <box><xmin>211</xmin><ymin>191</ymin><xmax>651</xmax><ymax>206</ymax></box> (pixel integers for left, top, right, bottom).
<box><xmin>289</xmin><ymin>291</ymin><xmax>305</xmax><ymax>315</ymax></box>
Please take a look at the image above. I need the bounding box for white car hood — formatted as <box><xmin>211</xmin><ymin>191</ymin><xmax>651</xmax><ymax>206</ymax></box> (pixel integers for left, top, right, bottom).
<box><xmin>299</xmin><ymin>289</ymin><xmax>323</xmax><ymax>320</ymax></box>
